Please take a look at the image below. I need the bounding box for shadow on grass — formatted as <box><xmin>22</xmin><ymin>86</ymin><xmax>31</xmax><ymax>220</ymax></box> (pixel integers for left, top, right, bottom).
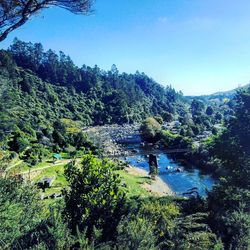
<box><xmin>138</xmin><ymin>176</ymin><xmax>152</xmax><ymax>185</ymax></box>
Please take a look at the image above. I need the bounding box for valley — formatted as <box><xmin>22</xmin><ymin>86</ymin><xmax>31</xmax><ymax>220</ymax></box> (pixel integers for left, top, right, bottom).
<box><xmin>0</xmin><ymin>40</ymin><xmax>249</xmax><ymax>250</ymax></box>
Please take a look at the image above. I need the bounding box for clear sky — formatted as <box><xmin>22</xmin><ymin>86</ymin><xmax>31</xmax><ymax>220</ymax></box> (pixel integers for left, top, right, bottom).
<box><xmin>1</xmin><ymin>0</ymin><xmax>250</xmax><ymax>95</ymax></box>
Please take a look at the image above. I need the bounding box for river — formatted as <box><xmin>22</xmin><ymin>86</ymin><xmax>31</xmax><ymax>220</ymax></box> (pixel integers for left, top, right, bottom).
<box><xmin>120</xmin><ymin>143</ymin><xmax>215</xmax><ymax>197</ymax></box>
<box><xmin>85</xmin><ymin>125</ymin><xmax>216</xmax><ymax>197</ymax></box>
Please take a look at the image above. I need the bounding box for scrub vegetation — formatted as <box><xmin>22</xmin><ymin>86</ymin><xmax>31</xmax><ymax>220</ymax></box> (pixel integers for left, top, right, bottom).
<box><xmin>0</xmin><ymin>40</ymin><xmax>249</xmax><ymax>249</ymax></box>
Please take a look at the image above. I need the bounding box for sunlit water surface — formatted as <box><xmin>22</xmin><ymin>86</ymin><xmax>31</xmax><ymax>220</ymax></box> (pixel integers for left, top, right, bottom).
<box><xmin>120</xmin><ymin>144</ymin><xmax>215</xmax><ymax>197</ymax></box>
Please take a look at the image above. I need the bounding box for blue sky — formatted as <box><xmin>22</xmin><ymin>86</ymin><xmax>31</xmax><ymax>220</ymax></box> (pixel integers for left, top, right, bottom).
<box><xmin>1</xmin><ymin>0</ymin><xmax>250</xmax><ymax>95</ymax></box>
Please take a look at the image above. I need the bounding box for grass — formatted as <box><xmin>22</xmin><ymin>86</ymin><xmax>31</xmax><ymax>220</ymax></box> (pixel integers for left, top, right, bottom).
<box><xmin>117</xmin><ymin>169</ymin><xmax>152</xmax><ymax>198</ymax></box>
<box><xmin>32</xmin><ymin>163</ymin><xmax>153</xmax><ymax>199</ymax></box>
<box><xmin>6</xmin><ymin>153</ymin><xmax>71</xmax><ymax>173</ymax></box>
<box><xmin>5</xmin><ymin>159</ymin><xmax>25</xmax><ymax>172</ymax></box>
<box><xmin>8</xmin><ymin>156</ymin><xmax>154</xmax><ymax>202</ymax></box>
<box><xmin>32</xmin><ymin>163</ymin><xmax>68</xmax><ymax>197</ymax></box>
<box><xmin>7</xmin><ymin>159</ymin><xmax>52</xmax><ymax>173</ymax></box>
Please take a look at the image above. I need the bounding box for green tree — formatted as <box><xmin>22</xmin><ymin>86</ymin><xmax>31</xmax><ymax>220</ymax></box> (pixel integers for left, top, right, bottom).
<box><xmin>0</xmin><ymin>177</ymin><xmax>43</xmax><ymax>249</ymax></box>
<box><xmin>22</xmin><ymin>143</ymin><xmax>50</xmax><ymax>165</ymax></box>
<box><xmin>190</xmin><ymin>99</ymin><xmax>205</xmax><ymax>116</ymax></box>
<box><xmin>206</xmin><ymin>106</ymin><xmax>214</xmax><ymax>116</ymax></box>
<box><xmin>172</xmin><ymin>212</ymin><xmax>223</xmax><ymax>250</ymax></box>
<box><xmin>137</xmin><ymin>197</ymin><xmax>180</xmax><ymax>249</ymax></box>
<box><xmin>8</xmin><ymin>130</ymin><xmax>30</xmax><ymax>153</ymax></box>
<box><xmin>154</xmin><ymin>115</ymin><xmax>164</xmax><ymax>124</ymax></box>
<box><xmin>116</xmin><ymin>216</ymin><xmax>158</xmax><ymax>250</ymax></box>
<box><xmin>224</xmin><ymin>208</ymin><xmax>250</xmax><ymax>250</ymax></box>
<box><xmin>162</xmin><ymin>111</ymin><xmax>173</xmax><ymax>122</ymax></box>
<box><xmin>207</xmin><ymin>88</ymin><xmax>250</xmax><ymax>249</ymax></box>
<box><xmin>63</xmin><ymin>154</ymin><xmax>126</xmax><ymax>241</ymax></box>
<box><xmin>140</xmin><ymin>117</ymin><xmax>161</xmax><ymax>142</ymax></box>
<box><xmin>215</xmin><ymin>112</ymin><xmax>222</xmax><ymax>121</ymax></box>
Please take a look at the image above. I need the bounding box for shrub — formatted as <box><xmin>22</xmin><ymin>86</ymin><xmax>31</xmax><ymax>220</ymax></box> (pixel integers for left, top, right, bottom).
<box><xmin>140</xmin><ymin>117</ymin><xmax>161</xmax><ymax>142</ymax></box>
<box><xmin>63</xmin><ymin>154</ymin><xmax>127</xmax><ymax>241</ymax></box>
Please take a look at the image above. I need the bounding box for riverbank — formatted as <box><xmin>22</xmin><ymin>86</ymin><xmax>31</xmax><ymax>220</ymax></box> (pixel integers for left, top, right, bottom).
<box><xmin>83</xmin><ymin>124</ymin><xmax>215</xmax><ymax>196</ymax></box>
<box><xmin>125</xmin><ymin>166</ymin><xmax>174</xmax><ymax>196</ymax></box>
<box><xmin>83</xmin><ymin>124</ymin><xmax>140</xmax><ymax>156</ymax></box>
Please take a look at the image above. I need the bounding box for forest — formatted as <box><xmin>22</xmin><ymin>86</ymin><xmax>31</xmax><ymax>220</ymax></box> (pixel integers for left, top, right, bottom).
<box><xmin>0</xmin><ymin>39</ymin><xmax>249</xmax><ymax>249</ymax></box>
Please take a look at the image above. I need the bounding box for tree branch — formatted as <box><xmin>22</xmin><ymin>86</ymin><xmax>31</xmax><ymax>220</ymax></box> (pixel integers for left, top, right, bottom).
<box><xmin>0</xmin><ymin>0</ymin><xmax>47</xmax><ymax>42</ymax></box>
<box><xmin>0</xmin><ymin>0</ymin><xmax>93</xmax><ymax>42</ymax></box>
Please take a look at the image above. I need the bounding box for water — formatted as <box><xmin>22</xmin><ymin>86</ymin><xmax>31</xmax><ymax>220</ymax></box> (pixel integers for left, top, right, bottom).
<box><xmin>121</xmin><ymin>145</ymin><xmax>215</xmax><ymax>197</ymax></box>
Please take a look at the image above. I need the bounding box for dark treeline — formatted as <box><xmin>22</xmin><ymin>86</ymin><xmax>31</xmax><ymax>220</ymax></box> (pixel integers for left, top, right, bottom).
<box><xmin>8</xmin><ymin>38</ymin><xmax>184</xmax><ymax>124</ymax></box>
<box><xmin>0</xmin><ymin>154</ymin><xmax>224</xmax><ymax>249</ymax></box>
<box><xmin>0</xmin><ymin>39</ymin><xmax>185</xmax><ymax>163</ymax></box>
<box><xmin>206</xmin><ymin>88</ymin><xmax>250</xmax><ymax>249</ymax></box>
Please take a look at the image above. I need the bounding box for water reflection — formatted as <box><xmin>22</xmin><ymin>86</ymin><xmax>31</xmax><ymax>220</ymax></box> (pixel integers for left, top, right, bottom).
<box><xmin>121</xmin><ymin>147</ymin><xmax>215</xmax><ymax>197</ymax></box>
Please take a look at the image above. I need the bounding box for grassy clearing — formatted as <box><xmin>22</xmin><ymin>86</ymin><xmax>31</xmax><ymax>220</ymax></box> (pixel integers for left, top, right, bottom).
<box><xmin>6</xmin><ymin>159</ymin><xmax>51</xmax><ymax>174</ymax></box>
<box><xmin>32</xmin><ymin>164</ymin><xmax>153</xmax><ymax>199</ymax></box>
<box><xmin>117</xmin><ymin>169</ymin><xmax>152</xmax><ymax>198</ymax></box>
<box><xmin>9</xmin><ymin>156</ymin><xmax>154</xmax><ymax>201</ymax></box>
<box><xmin>5</xmin><ymin>159</ymin><xmax>25</xmax><ymax>173</ymax></box>
<box><xmin>32</xmin><ymin>163</ymin><xmax>68</xmax><ymax>197</ymax></box>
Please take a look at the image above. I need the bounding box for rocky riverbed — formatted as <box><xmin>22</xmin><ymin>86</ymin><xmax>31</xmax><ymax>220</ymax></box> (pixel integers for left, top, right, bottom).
<box><xmin>83</xmin><ymin>124</ymin><xmax>141</xmax><ymax>156</ymax></box>
<box><xmin>83</xmin><ymin>124</ymin><xmax>215</xmax><ymax>197</ymax></box>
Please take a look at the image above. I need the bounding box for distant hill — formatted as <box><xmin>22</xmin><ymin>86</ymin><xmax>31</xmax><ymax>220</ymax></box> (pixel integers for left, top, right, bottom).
<box><xmin>186</xmin><ymin>83</ymin><xmax>250</xmax><ymax>103</ymax></box>
<box><xmin>209</xmin><ymin>83</ymin><xmax>250</xmax><ymax>97</ymax></box>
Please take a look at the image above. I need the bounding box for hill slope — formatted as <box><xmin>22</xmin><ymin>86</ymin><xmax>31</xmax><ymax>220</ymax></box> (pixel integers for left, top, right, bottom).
<box><xmin>187</xmin><ymin>83</ymin><xmax>250</xmax><ymax>103</ymax></box>
<box><xmin>0</xmin><ymin>40</ymin><xmax>186</xmax><ymax>156</ymax></box>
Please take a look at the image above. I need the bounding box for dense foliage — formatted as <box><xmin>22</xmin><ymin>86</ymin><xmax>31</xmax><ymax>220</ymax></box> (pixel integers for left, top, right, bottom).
<box><xmin>0</xmin><ymin>38</ymin><xmax>249</xmax><ymax>249</ymax></box>
<box><xmin>8</xmin><ymin>38</ymin><xmax>184</xmax><ymax>124</ymax></box>
<box><xmin>0</xmin><ymin>174</ymin><xmax>222</xmax><ymax>249</ymax></box>
<box><xmin>0</xmin><ymin>39</ymin><xmax>186</xmax><ymax>165</ymax></box>
<box><xmin>140</xmin><ymin>117</ymin><xmax>162</xmax><ymax>142</ymax></box>
<box><xmin>206</xmin><ymin>88</ymin><xmax>250</xmax><ymax>249</ymax></box>
<box><xmin>0</xmin><ymin>177</ymin><xmax>43</xmax><ymax>249</ymax></box>
<box><xmin>63</xmin><ymin>154</ymin><xmax>126</xmax><ymax>241</ymax></box>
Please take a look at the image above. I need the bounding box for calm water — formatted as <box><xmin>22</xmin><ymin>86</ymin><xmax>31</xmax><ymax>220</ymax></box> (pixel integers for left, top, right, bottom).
<box><xmin>121</xmin><ymin>144</ymin><xmax>215</xmax><ymax>197</ymax></box>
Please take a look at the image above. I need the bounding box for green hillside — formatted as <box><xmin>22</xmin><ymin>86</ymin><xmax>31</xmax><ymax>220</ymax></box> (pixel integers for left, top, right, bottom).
<box><xmin>0</xmin><ymin>39</ymin><xmax>187</xmax><ymax>161</ymax></box>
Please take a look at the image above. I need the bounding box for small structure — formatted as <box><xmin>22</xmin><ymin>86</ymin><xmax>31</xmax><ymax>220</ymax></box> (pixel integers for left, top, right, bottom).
<box><xmin>149</xmin><ymin>154</ymin><xmax>158</xmax><ymax>167</ymax></box>
<box><xmin>37</xmin><ymin>177</ymin><xmax>55</xmax><ymax>192</ymax></box>
<box><xmin>50</xmin><ymin>193</ymin><xmax>62</xmax><ymax>199</ymax></box>
<box><xmin>53</xmin><ymin>153</ymin><xmax>62</xmax><ymax>163</ymax></box>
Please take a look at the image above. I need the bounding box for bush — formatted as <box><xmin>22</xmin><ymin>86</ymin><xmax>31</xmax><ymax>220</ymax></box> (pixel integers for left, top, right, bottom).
<box><xmin>116</xmin><ymin>216</ymin><xmax>158</xmax><ymax>250</ymax></box>
<box><xmin>63</xmin><ymin>154</ymin><xmax>127</xmax><ymax>241</ymax></box>
<box><xmin>0</xmin><ymin>177</ymin><xmax>44</xmax><ymax>249</ymax></box>
<box><xmin>160</xmin><ymin>130</ymin><xmax>191</xmax><ymax>149</ymax></box>
<box><xmin>140</xmin><ymin>117</ymin><xmax>162</xmax><ymax>142</ymax></box>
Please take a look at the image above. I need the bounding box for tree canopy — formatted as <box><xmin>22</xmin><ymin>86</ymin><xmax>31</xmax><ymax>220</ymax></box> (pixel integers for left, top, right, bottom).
<box><xmin>0</xmin><ymin>0</ymin><xmax>94</xmax><ymax>42</ymax></box>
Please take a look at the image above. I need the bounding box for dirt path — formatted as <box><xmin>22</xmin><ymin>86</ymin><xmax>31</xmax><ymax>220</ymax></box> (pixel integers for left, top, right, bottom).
<box><xmin>126</xmin><ymin>166</ymin><xmax>174</xmax><ymax>196</ymax></box>
<box><xmin>4</xmin><ymin>160</ymin><xmax>23</xmax><ymax>172</ymax></box>
<box><xmin>20</xmin><ymin>159</ymin><xmax>71</xmax><ymax>174</ymax></box>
